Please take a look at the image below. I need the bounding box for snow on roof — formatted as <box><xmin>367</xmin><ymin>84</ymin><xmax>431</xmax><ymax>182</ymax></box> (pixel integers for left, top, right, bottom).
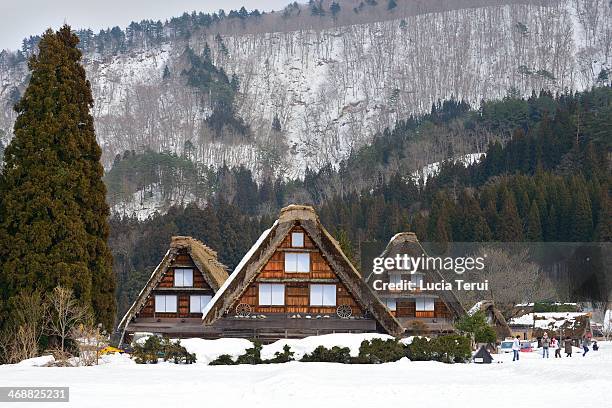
<box><xmin>468</xmin><ymin>301</ymin><xmax>485</xmax><ymax>316</ymax></box>
<box><xmin>118</xmin><ymin>248</ymin><xmax>171</xmax><ymax>328</ymax></box>
<box><xmin>509</xmin><ymin>312</ymin><xmax>588</xmax><ymax>328</ymax></box>
<box><xmin>201</xmin><ymin>220</ymin><xmax>278</xmax><ymax>319</ymax></box>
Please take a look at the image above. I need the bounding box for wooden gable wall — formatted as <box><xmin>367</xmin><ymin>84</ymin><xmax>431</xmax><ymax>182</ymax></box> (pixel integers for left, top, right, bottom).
<box><xmin>137</xmin><ymin>251</ymin><xmax>214</xmax><ymax>319</ymax></box>
<box><xmin>230</xmin><ymin>226</ymin><xmax>365</xmax><ymax>316</ymax></box>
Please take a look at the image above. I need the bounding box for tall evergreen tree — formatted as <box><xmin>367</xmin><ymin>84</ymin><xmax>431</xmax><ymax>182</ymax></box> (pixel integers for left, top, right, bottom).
<box><xmin>0</xmin><ymin>26</ymin><xmax>116</xmax><ymax>329</ymax></box>
<box><xmin>526</xmin><ymin>200</ymin><xmax>542</xmax><ymax>241</ymax></box>
<box><xmin>570</xmin><ymin>178</ymin><xmax>593</xmax><ymax>241</ymax></box>
<box><xmin>496</xmin><ymin>188</ymin><xmax>524</xmax><ymax>241</ymax></box>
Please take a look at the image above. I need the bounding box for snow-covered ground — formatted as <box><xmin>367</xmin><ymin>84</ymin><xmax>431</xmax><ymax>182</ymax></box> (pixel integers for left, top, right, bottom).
<box><xmin>2</xmin><ymin>337</ymin><xmax>610</xmax><ymax>408</ymax></box>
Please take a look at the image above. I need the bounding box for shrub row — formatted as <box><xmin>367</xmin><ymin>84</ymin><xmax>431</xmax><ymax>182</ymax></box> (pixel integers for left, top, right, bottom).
<box><xmin>406</xmin><ymin>335</ymin><xmax>471</xmax><ymax>363</ymax></box>
<box><xmin>133</xmin><ymin>336</ymin><xmax>196</xmax><ymax>364</ymax></box>
<box><xmin>209</xmin><ymin>335</ymin><xmax>471</xmax><ymax>365</ymax></box>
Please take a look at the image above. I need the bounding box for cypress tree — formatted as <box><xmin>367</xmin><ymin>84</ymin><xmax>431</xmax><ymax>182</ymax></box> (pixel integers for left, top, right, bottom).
<box><xmin>594</xmin><ymin>189</ymin><xmax>611</xmax><ymax>241</ymax></box>
<box><xmin>0</xmin><ymin>26</ymin><xmax>116</xmax><ymax>329</ymax></box>
<box><xmin>570</xmin><ymin>177</ymin><xmax>593</xmax><ymax>241</ymax></box>
<box><xmin>526</xmin><ymin>200</ymin><xmax>542</xmax><ymax>241</ymax></box>
<box><xmin>496</xmin><ymin>188</ymin><xmax>524</xmax><ymax>241</ymax></box>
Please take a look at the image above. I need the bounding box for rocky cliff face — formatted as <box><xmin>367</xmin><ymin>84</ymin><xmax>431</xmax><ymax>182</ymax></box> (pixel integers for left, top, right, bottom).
<box><xmin>0</xmin><ymin>0</ymin><xmax>610</xmax><ymax>177</ymax></box>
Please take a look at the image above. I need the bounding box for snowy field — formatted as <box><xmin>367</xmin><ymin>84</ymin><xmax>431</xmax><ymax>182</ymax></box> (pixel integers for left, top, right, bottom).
<box><xmin>1</xmin><ymin>336</ymin><xmax>610</xmax><ymax>408</ymax></box>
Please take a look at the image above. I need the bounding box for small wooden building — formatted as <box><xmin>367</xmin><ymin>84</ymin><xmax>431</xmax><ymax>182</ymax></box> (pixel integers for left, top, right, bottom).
<box><xmin>365</xmin><ymin>232</ymin><xmax>465</xmax><ymax>334</ymax></box>
<box><xmin>201</xmin><ymin>205</ymin><xmax>403</xmax><ymax>341</ymax></box>
<box><xmin>118</xmin><ymin>236</ymin><xmax>229</xmax><ymax>345</ymax></box>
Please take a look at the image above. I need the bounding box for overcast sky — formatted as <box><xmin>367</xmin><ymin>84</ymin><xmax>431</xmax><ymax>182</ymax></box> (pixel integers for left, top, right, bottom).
<box><xmin>0</xmin><ymin>0</ymin><xmax>289</xmax><ymax>51</ymax></box>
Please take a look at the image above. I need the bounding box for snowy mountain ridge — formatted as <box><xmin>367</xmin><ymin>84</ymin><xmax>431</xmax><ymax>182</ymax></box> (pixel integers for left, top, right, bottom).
<box><xmin>0</xmin><ymin>0</ymin><xmax>610</xmax><ymax>179</ymax></box>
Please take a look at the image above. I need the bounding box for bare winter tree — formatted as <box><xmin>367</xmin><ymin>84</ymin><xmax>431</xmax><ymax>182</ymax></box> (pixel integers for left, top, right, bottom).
<box><xmin>0</xmin><ymin>291</ymin><xmax>48</xmax><ymax>363</ymax></box>
<box><xmin>459</xmin><ymin>247</ymin><xmax>558</xmax><ymax>318</ymax></box>
<box><xmin>71</xmin><ymin>317</ymin><xmax>109</xmax><ymax>366</ymax></box>
<box><xmin>45</xmin><ymin>286</ymin><xmax>89</xmax><ymax>356</ymax></box>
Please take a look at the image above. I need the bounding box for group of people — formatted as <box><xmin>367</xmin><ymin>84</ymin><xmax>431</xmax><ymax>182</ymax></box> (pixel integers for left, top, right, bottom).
<box><xmin>511</xmin><ymin>332</ymin><xmax>599</xmax><ymax>361</ymax></box>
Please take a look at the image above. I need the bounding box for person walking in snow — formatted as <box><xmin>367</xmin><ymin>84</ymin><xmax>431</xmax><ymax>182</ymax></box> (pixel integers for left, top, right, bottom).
<box><xmin>512</xmin><ymin>335</ymin><xmax>521</xmax><ymax>361</ymax></box>
<box><xmin>541</xmin><ymin>332</ymin><xmax>550</xmax><ymax>358</ymax></box>
<box><xmin>564</xmin><ymin>337</ymin><xmax>573</xmax><ymax>357</ymax></box>
<box><xmin>551</xmin><ymin>336</ymin><xmax>561</xmax><ymax>358</ymax></box>
<box><xmin>582</xmin><ymin>336</ymin><xmax>590</xmax><ymax>357</ymax></box>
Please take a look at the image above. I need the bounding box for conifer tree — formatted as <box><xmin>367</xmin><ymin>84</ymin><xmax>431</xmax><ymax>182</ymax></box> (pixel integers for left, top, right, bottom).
<box><xmin>526</xmin><ymin>200</ymin><xmax>542</xmax><ymax>241</ymax></box>
<box><xmin>496</xmin><ymin>188</ymin><xmax>523</xmax><ymax>241</ymax></box>
<box><xmin>570</xmin><ymin>178</ymin><xmax>593</xmax><ymax>241</ymax></box>
<box><xmin>594</xmin><ymin>189</ymin><xmax>611</xmax><ymax>241</ymax></box>
<box><xmin>0</xmin><ymin>26</ymin><xmax>116</xmax><ymax>330</ymax></box>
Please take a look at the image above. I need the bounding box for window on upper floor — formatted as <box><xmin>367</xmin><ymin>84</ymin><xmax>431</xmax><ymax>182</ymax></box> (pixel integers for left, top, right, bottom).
<box><xmin>415</xmin><ymin>297</ymin><xmax>435</xmax><ymax>311</ymax></box>
<box><xmin>174</xmin><ymin>268</ymin><xmax>193</xmax><ymax>287</ymax></box>
<box><xmin>411</xmin><ymin>273</ymin><xmax>423</xmax><ymax>287</ymax></box>
<box><xmin>291</xmin><ymin>232</ymin><xmax>304</xmax><ymax>247</ymax></box>
<box><xmin>285</xmin><ymin>252</ymin><xmax>310</xmax><ymax>273</ymax></box>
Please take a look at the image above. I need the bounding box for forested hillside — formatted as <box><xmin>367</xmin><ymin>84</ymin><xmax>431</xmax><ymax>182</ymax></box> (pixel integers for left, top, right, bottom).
<box><xmin>108</xmin><ymin>86</ymin><xmax>611</xmax><ymax>320</ymax></box>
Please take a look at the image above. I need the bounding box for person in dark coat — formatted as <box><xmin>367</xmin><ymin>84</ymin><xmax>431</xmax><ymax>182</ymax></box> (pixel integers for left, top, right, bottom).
<box><xmin>582</xmin><ymin>336</ymin><xmax>590</xmax><ymax>357</ymax></box>
<box><xmin>592</xmin><ymin>341</ymin><xmax>599</xmax><ymax>351</ymax></box>
<box><xmin>564</xmin><ymin>338</ymin><xmax>573</xmax><ymax>357</ymax></box>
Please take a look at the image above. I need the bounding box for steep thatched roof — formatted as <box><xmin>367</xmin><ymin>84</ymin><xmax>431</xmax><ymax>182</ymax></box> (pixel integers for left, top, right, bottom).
<box><xmin>202</xmin><ymin>204</ymin><xmax>404</xmax><ymax>337</ymax></box>
<box><xmin>471</xmin><ymin>300</ymin><xmax>512</xmax><ymax>339</ymax></box>
<box><xmin>118</xmin><ymin>236</ymin><xmax>228</xmax><ymax>330</ymax></box>
<box><xmin>366</xmin><ymin>232</ymin><xmax>466</xmax><ymax>319</ymax></box>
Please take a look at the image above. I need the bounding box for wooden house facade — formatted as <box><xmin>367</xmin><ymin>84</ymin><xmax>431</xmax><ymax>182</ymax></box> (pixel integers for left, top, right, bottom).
<box><xmin>366</xmin><ymin>232</ymin><xmax>465</xmax><ymax>333</ymax></box>
<box><xmin>201</xmin><ymin>205</ymin><xmax>403</xmax><ymax>341</ymax></box>
<box><xmin>118</xmin><ymin>236</ymin><xmax>229</xmax><ymax>344</ymax></box>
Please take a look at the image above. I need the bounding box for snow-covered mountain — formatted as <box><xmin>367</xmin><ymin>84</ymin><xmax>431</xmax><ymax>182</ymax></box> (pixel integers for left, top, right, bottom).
<box><xmin>0</xmin><ymin>0</ymin><xmax>610</xmax><ymax>178</ymax></box>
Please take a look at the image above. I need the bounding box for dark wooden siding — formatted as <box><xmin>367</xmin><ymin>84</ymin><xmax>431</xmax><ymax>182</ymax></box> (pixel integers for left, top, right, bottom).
<box><xmin>229</xmin><ymin>226</ymin><xmax>364</xmax><ymax>316</ymax></box>
<box><xmin>135</xmin><ymin>249</ymin><xmax>215</xmax><ymax>319</ymax></box>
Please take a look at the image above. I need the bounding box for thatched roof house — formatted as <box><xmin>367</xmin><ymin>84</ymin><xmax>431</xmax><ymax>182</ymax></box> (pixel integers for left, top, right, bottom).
<box><xmin>468</xmin><ymin>300</ymin><xmax>512</xmax><ymax>340</ymax></box>
<box><xmin>118</xmin><ymin>236</ymin><xmax>228</xmax><ymax>345</ymax></box>
<box><xmin>508</xmin><ymin>312</ymin><xmax>591</xmax><ymax>340</ymax></box>
<box><xmin>365</xmin><ymin>232</ymin><xmax>465</xmax><ymax>333</ymax></box>
<box><xmin>201</xmin><ymin>205</ymin><xmax>403</xmax><ymax>340</ymax></box>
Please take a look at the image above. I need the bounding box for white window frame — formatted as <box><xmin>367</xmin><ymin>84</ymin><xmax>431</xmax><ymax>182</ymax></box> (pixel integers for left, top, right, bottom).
<box><xmin>389</xmin><ymin>273</ymin><xmax>402</xmax><ymax>286</ymax></box>
<box><xmin>310</xmin><ymin>284</ymin><xmax>337</xmax><ymax>306</ymax></box>
<box><xmin>291</xmin><ymin>232</ymin><xmax>305</xmax><ymax>247</ymax></box>
<box><xmin>415</xmin><ymin>297</ymin><xmax>435</xmax><ymax>311</ymax></box>
<box><xmin>384</xmin><ymin>298</ymin><xmax>397</xmax><ymax>311</ymax></box>
<box><xmin>284</xmin><ymin>252</ymin><xmax>310</xmax><ymax>273</ymax></box>
<box><xmin>411</xmin><ymin>273</ymin><xmax>423</xmax><ymax>287</ymax></box>
<box><xmin>258</xmin><ymin>284</ymin><xmax>285</xmax><ymax>306</ymax></box>
<box><xmin>190</xmin><ymin>295</ymin><xmax>212</xmax><ymax>314</ymax></box>
<box><xmin>155</xmin><ymin>295</ymin><xmax>177</xmax><ymax>313</ymax></box>
<box><xmin>174</xmin><ymin>268</ymin><xmax>193</xmax><ymax>287</ymax></box>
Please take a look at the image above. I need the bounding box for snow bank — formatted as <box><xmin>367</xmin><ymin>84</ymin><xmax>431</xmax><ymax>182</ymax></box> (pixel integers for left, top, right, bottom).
<box><xmin>179</xmin><ymin>338</ymin><xmax>253</xmax><ymax>365</ymax></box>
<box><xmin>15</xmin><ymin>355</ymin><xmax>55</xmax><ymax>367</ymax></box>
<box><xmin>399</xmin><ymin>336</ymin><xmax>429</xmax><ymax>345</ymax></box>
<box><xmin>261</xmin><ymin>333</ymin><xmax>394</xmax><ymax>360</ymax></box>
<box><xmin>99</xmin><ymin>353</ymin><xmax>135</xmax><ymax>366</ymax></box>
